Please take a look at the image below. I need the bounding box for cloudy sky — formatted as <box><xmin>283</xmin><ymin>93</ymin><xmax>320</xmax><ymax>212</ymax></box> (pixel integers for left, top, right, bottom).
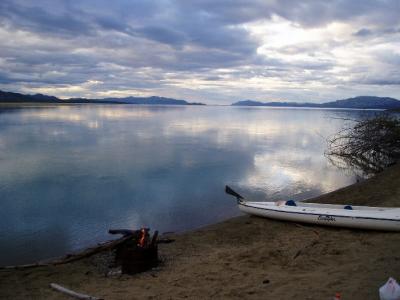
<box><xmin>0</xmin><ymin>0</ymin><xmax>399</xmax><ymax>104</ymax></box>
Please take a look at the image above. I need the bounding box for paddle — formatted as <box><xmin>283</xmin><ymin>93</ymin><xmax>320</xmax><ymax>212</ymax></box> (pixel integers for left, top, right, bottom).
<box><xmin>225</xmin><ymin>185</ymin><xmax>244</xmax><ymax>201</ymax></box>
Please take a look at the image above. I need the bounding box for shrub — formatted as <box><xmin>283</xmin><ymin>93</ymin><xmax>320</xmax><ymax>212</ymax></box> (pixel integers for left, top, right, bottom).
<box><xmin>326</xmin><ymin>114</ymin><xmax>400</xmax><ymax>175</ymax></box>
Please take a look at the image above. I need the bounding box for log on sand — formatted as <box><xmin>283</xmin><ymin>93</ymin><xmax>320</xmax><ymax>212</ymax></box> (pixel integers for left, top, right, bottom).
<box><xmin>50</xmin><ymin>283</ymin><xmax>103</xmax><ymax>300</ymax></box>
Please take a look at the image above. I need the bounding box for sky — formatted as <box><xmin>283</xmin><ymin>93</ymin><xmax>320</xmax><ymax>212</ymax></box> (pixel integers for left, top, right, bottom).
<box><xmin>0</xmin><ymin>0</ymin><xmax>399</xmax><ymax>104</ymax></box>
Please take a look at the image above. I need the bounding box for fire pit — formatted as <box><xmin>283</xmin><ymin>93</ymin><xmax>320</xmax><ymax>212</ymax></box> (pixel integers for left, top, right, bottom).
<box><xmin>109</xmin><ymin>228</ymin><xmax>158</xmax><ymax>274</ymax></box>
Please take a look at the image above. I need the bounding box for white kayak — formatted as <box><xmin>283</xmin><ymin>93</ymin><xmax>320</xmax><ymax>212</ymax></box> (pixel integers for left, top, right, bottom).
<box><xmin>225</xmin><ymin>186</ymin><xmax>400</xmax><ymax>231</ymax></box>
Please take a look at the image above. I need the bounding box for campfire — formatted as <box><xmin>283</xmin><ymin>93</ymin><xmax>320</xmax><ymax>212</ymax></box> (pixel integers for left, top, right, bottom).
<box><xmin>109</xmin><ymin>228</ymin><xmax>159</xmax><ymax>274</ymax></box>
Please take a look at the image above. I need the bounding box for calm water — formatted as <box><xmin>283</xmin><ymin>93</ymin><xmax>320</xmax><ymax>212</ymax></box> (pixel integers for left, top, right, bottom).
<box><xmin>0</xmin><ymin>105</ymin><xmax>372</xmax><ymax>265</ymax></box>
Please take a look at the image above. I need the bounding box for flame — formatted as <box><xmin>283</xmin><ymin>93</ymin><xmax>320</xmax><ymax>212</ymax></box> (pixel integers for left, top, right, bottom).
<box><xmin>138</xmin><ymin>228</ymin><xmax>146</xmax><ymax>247</ymax></box>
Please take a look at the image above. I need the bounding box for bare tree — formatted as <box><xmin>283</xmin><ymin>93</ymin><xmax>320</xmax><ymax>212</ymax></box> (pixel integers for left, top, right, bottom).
<box><xmin>326</xmin><ymin>114</ymin><xmax>400</xmax><ymax>176</ymax></box>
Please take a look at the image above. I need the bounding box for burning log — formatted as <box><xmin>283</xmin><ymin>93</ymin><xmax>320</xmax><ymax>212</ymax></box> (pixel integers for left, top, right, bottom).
<box><xmin>110</xmin><ymin>228</ymin><xmax>159</xmax><ymax>275</ymax></box>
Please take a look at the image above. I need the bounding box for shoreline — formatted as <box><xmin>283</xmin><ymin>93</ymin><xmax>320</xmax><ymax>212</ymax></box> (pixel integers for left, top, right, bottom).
<box><xmin>1</xmin><ymin>164</ymin><xmax>399</xmax><ymax>299</ymax></box>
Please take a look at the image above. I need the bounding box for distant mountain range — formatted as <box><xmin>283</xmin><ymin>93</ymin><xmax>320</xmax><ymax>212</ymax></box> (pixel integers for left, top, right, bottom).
<box><xmin>0</xmin><ymin>90</ymin><xmax>204</xmax><ymax>106</ymax></box>
<box><xmin>1</xmin><ymin>90</ymin><xmax>400</xmax><ymax>110</ymax></box>
<box><xmin>232</xmin><ymin>96</ymin><xmax>400</xmax><ymax>110</ymax></box>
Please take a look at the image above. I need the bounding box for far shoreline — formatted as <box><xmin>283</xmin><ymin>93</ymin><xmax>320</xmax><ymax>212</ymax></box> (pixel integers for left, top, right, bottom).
<box><xmin>0</xmin><ymin>101</ymin><xmax>393</xmax><ymax>111</ymax></box>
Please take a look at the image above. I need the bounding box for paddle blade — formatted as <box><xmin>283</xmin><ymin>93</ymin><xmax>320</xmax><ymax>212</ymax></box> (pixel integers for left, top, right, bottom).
<box><xmin>225</xmin><ymin>185</ymin><xmax>244</xmax><ymax>200</ymax></box>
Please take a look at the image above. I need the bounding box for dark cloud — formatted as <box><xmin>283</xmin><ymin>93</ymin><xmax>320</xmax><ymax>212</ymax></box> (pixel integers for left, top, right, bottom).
<box><xmin>0</xmin><ymin>73</ymin><xmax>15</xmax><ymax>84</ymax></box>
<box><xmin>135</xmin><ymin>26</ymin><xmax>187</xmax><ymax>46</ymax></box>
<box><xmin>353</xmin><ymin>27</ymin><xmax>400</xmax><ymax>38</ymax></box>
<box><xmin>177</xmin><ymin>0</ymin><xmax>400</xmax><ymax>28</ymax></box>
<box><xmin>0</xmin><ymin>1</ymin><xmax>93</xmax><ymax>37</ymax></box>
<box><xmin>366</xmin><ymin>79</ymin><xmax>400</xmax><ymax>86</ymax></box>
<box><xmin>353</xmin><ymin>28</ymin><xmax>373</xmax><ymax>37</ymax></box>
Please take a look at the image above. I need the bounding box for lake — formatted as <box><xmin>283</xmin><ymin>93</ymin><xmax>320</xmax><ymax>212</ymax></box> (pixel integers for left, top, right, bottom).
<box><xmin>0</xmin><ymin>105</ymin><xmax>374</xmax><ymax>266</ymax></box>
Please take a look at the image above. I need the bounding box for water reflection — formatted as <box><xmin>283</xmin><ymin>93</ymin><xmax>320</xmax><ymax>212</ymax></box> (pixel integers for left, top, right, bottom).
<box><xmin>0</xmin><ymin>105</ymin><xmax>367</xmax><ymax>265</ymax></box>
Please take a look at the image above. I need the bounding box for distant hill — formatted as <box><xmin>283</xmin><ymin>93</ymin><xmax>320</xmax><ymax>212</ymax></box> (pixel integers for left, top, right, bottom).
<box><xmin>233</xmin><ymin>100</ymin><xmax>320</xmax><ymax>108</ymax></box>
<box><xmin>100</xmin><ymin>96</ymin><xmax>204</xmax><ymax>105</ymax></box>
<box><xmin>0</xmin><ymin>90</ymin><xmax>119</xmax><ymax>104</ymax></box>
<box><xmin>232</xmin><ymin>96</ymin><xmax>400</xmax><ymax>110</ymax></box>
<box><xmin>0</xmin><ymin>90</ymin><xmax>62</xmax><ymax>103</ymax></box>
<box><xmin>319</xmin><ymin>96</ymin><xmax>400</xmax><ymax>109</ymax></box>
<box><xmin>0</xmin><ymin>90</ymin><xmax>205</xmax><ymax>105</ymax></box>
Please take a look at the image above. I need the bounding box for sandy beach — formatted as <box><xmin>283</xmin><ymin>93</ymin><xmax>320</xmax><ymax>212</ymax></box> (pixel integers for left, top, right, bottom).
<box><xmin>1</xmin><ymin>164</ymin><xmax>399</xmax><ymax>299</ymax></box>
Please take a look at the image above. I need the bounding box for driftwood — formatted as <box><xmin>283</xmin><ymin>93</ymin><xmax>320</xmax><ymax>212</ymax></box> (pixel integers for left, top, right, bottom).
<box><xmin>109</xmin><ymin>228</ymin><xmax>149</xmax><ymax>237</ymax></box>
<box><xmin>0</xmin><ymin>235</ymin><xmax>133</xmax><ymax>270</ymax></box>
<box><xmin>1</xmin><ymin>228</ymin><xmax>164</xmax><ymax>271</ymax></box>
<box><xmin>50</xmin><ymin>283</ymin><xmax>103</xmax><ymax>300</ymax></box>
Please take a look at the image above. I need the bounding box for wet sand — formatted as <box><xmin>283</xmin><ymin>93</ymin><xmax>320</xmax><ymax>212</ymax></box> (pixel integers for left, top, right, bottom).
<box><xmin>1</xmin><ymin>164</ymin><xmax>399</xmax><ymax>299</ymax></box>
